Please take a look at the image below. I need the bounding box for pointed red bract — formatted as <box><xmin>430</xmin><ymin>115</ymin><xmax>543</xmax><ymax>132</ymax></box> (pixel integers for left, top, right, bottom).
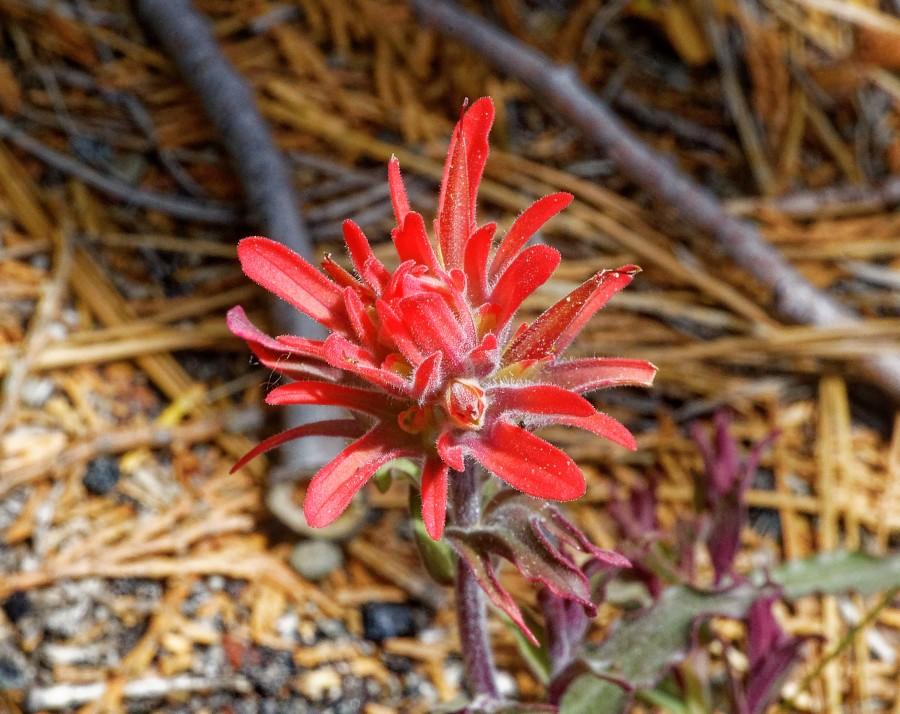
<box><xmin>342</xmin><ymin>219</ymin><xmax>390</xmax><ymax>292</ymax></box>
<box><xmin>463</xmin><ymin>222</ymin><xmax>496</xmax><ymax>305</ymax></box>
<box><xmin>504</xmin><ymin>265</ymin><xmax>640</xmax><ymax>363</ymax></box>
<box><xmin>375</xmin><ymin>298</ymin><xmax>426</xmax><ymax>365</ymax></box>
<box><xmin>436</xmin><ymin>428</ymin><xmax>465</xmax><ymax>471</ymax></box>
<box><xmin>436</xmin><ymin>127</ymin><xmax>470</xmax><ymax>272</ymax></box>
<box><xmin>489</xmin><ymin>192</ymin><xmax>573</xmax><ymax>279</ymax></box>
<box><xmin>266</xmin><ymin>381</ymin><xmax>397</xmax><ymax>416</ymax></box>
<box><xmin>485</xmin><ymin>245</ymin><xmax>560</xmax><ymax>331</ymax></box>
<box><xmin>488</xmin><ymin>384</ymin><xmax>596</xmax><ymax>419</ymax></box>
<box><xmin>459</xmin><ymin>97</ymin><xmax>494</xmax><ymax>216</ymax></box>
<box><xmin>230</xmin><ymin>419</ymin><xmax>366</xmax><ymax>473</ymax></box>
<box><xmin>322</xmin><ymin>334</ymin><xmax>410</xmax><ymax>395</ymax></box>
<box><xmin>421</xmin><ymin>456</ymin><xmax>450</xmax><ymax>540</ymax></box>
<box><xmin>413</xmin><ymin>351</ymin><xmax>443</xmax><ymax>401</ymax></box>
<box><xmin>304</xmin><ymin>424</ymin><xmax>414</xmax><ymax>528</ymax></box>
<box><xmin>539</xmin><ymin>357</ymin><xmax>658</xmax><ymax>393</ymax></box>
<box><xmin>388</xmin><ymin>156</ymin><xmax>410</xmax><ymax>225</ymax></box>
<box><xmin>237</xmin><ymin>237</ymin><xmax>348</xmax><ymax>332</ymax></box>
<box><xmin>391</xmin><ymin>212</ymin><xmax>439</xmax><ymax>273</ymax></box>
<box><xmin>463</xmin><ymin>422</ymin><xmax>586</xmax><ymax>501</ymax></box>
<box><xmin>227</xmin><ymin>306</ymin><xmax>337</xmax><ymax>381</ymax></box>
<box><xmin>342</xmin><ymin>287</ymin><xmax>380</xmax><ymax>348</ymax></box>
<box><xmin>555</xmin><ymin>411</ymin><xmax>638</xmax><ymax>451</ymax></box>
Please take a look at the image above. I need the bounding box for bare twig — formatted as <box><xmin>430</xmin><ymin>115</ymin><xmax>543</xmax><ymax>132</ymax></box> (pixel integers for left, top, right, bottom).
<box><xmin>699</xmin><ymin>2</ymin><xmax>775</xmax><ymax>193</ymax></box>
<box><xmin>728</xmin><ymin>176</ymin><xmax>900</xmax><ymax>219</ymax></box>
<box><xmin>132</xmin><ymin>0</ymin><xmax>311</xmax><ymax>272</ymax></box>
<box><xmin>27</xmin><ymin>675</ymin><xmax>252</xmax><ymax>711</ymax></box>
<box><xmin>613</xmin><ymin>88</ymin><xmax>736</xmax><ymax>155</ymax></box>
<box><xmin>134</xmin><ymin>0</ymin><xmax>341</xmax><ymax>471</ymax></box>
<box><xmin>0</xmin><ymin>116</ymin><xmax>237</xmax><ymax>223</ymax></box>
<box><xmin>411</xmin><ymin>0</ymin><xmax>900</xmax><ymax>402</ymax></box>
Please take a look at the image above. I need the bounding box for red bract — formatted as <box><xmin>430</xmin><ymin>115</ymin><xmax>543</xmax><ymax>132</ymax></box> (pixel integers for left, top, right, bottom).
<box><xmin>229</xmin><ymin>97</ymin><xmax>656</xmax><ymax>540</ymax></box>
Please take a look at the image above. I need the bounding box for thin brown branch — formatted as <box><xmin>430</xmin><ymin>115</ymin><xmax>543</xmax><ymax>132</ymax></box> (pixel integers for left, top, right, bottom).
<box><xmin>728</xmin><ymin>176</ymin><xmax>900</xmax><ymax>219</ymax></box>
<box><xmin>0</xmin><ymin>116</ymin><xmax>237</xmax><ymax>224</ymax></box>
<box><xmin>699</xmin><ymin>1</ymin><xmax>776</xmax><ymax>194</ymax></box>
<box><xmin>411</xmin><ymin>0</ymin><xmax>900</xmax><ymax>403</ymax></box>
<box><xmin>132</xmin><ymin>0</ymin><xmax>311</xmax><ymax>269</ymax></box>
<box><xmin>134</xmin><ymin>0</ymin><xmax>340</xmax><ymax>470</ymax></box>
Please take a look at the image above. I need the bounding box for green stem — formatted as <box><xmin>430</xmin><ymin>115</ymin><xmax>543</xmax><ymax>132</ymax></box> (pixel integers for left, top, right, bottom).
<box><xmin>780</xmin><ymin>585</ymin><xmax>899</xmax><ymax>711</ymax></box>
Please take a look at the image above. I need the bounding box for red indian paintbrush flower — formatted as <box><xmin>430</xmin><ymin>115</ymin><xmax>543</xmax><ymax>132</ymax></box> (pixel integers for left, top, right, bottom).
<box><xmin>228</xmin><ymin>97</ymin><xmax>656</xmax><ymax>540</ymax></box>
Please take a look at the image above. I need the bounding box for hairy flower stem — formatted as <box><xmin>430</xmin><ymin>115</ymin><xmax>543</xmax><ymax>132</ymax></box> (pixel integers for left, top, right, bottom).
<box><xmin>450</xmin><ymin>464</ymin><xmax>500</xmax><ymax>699</ymax></box>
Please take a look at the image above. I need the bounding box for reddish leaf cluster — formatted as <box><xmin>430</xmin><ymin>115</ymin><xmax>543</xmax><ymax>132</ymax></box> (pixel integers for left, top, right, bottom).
<box><xmin>229</xmin><ymin>97</ymin><xmax>656</xmax><ymax>539</ymax></box>
<box><xmin>447</xmin><ymin>492</ymin><xmax>627</xmax><ymax>645</ymax></box>
<box><xmin>691</xmin><ymin>411</ymin><xmax>777</xmax><ymax>583</ymax></box>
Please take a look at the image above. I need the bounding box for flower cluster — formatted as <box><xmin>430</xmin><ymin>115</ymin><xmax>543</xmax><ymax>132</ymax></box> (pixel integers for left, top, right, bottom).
<box><xmin>229</xmin><ymin>97</ymin><xmax>656</xmax><ymax>539</ymax></box>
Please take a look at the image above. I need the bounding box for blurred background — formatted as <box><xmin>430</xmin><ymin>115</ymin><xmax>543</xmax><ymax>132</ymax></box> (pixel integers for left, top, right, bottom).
<box><xmin>0</xmin><ymin>0</ymin><xmax>899</xmax><ymax>712</ymax></box>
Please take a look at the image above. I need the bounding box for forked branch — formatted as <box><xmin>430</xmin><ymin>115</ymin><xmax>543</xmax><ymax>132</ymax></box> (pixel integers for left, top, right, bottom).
<box><xmin>411</xmin><ymin>0</ymin><xmax>900</xmax><ymax>403</ymax></box>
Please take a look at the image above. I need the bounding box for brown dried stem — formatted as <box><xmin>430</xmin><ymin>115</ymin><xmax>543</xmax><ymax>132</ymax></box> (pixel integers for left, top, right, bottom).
<box><xmin>411</xmin><ymin>0</ymin><xmax>900</xmax><ymax>403</ymax></box>
<box><xmin>0</xmin><ymin>116</ymin><xmax>236</xmax><ymax>224</ymax></box>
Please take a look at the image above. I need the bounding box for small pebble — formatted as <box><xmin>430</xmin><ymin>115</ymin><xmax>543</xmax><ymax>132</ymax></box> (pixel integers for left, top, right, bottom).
<box><xmin>361</xmin><ymin>602</ymin><xmax>417</xmax><ymax>642</ymax></box>
<box><xmin>290</xmin><ymin>540</ymin><xmax>343</xmax><ymax>581</ymax></box>
<box><xmin>298</xmin><ymin>667</ymin><xmax>342</xmax><ymax>701</ymax></box>
<box><xmin>317</xmin><ymin>618</ymin><xmax>347</xmax><ymax>640</ymax></box>
<box><xmin>496</xmin><ymin>669</ymin><xmax>517</xmax><ymax>698</ymax></box>
<box><xmin>82</xmin><ymin>456</ymin><xmax>121</xmax><ymax>495</ymax></box>
<box><xmin>20</xmin><ymin>377</ymin><xmax>54</xmax><ymax>408</ymax></box>
<box><xmin>2</xmin><ymin>591</ymin><xmax>31</xmax><ymax>623</ymax></box>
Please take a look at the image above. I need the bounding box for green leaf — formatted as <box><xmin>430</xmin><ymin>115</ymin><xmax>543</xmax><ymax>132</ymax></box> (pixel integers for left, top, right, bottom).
<box><xmin>767</xmin><ymin>550</ymin><xmax>900</xmax><ymax>600</ymax></box>
<box><xmin>409</xmin><ymin>488</ymin><xmax>456</xmax><ymax>585</ymax></box>
<box><xmin>374</xmin><ymin>457</ymin><xmax>421</xmax><ymax>493</ymax></box>
<box><xmin>431</xmin><ymin>696</ymin><xmax>556</xmax><ymax>714</ymax></box>
<box><xmin>373</xmin><ymin>467</ymin><xmax>393</xmax><ymax>494</ymax></box>
<box><xmin>561</xmin><ymin>583</ymin><xmax>766</xmax><ymax>714</ymax></box>
<box><xmin>561</xmin><ymin>550</ymin><xmax>900</xmax><ymax>714</ymax></box>
<box><xmin>560</xmin><ymin>674</ymin><xmax>629</xmax><ymax>714</ymax></box>
<box><xmin>500</xmin><ymin>611</ymin><xmax>552</xmax><ymax>685</ymax></box>
<box><xmin>636</xmin><ymin>686</ymin><xmax>691</xmax><ymax>714</ymax></box>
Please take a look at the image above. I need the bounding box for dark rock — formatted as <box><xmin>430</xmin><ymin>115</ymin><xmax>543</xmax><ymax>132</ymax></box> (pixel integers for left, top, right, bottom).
<box><xmin>383</xmin><ymin>654</ymin><xmax>412</xmax><ymax>674</ymax></box>
<box><xmin>117</xmin><ymin>621</ymin><xmax>149</xmax><ymax>655</ymax></box>
<box><xmin>2</xmin><ymin>591</ymin><xmax>30</xmax><ymax>623</ymax></box>
<box><xmin>750</xmin><ymin>507</ymin><xmax>781</xmax><ymax>540</ymax></box>
<box><xmin>0</xmin><ymin>652</ymin><xmax>28</xmax><ymax>690</ymax></box>
<box><xmin>361</xmin><ymin>602</ymin><xmax>417</xmax><ymax>642</ymax></box>
<box><xmin>83</xmin><ymin>456</ymin><xmax>121</xmax><ymax>495</ymax></box>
